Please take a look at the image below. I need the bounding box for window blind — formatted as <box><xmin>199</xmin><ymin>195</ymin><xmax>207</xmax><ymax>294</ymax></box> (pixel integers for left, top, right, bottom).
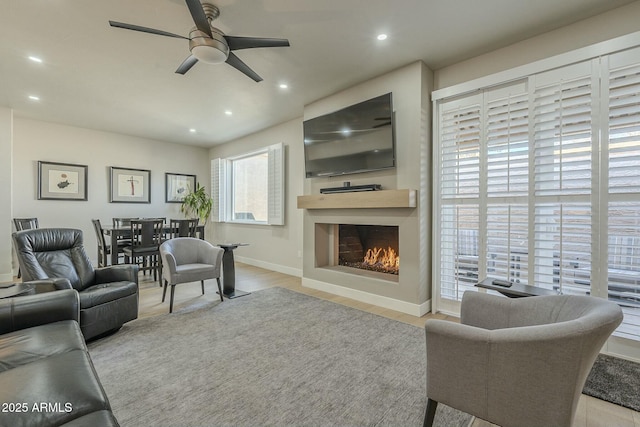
<box><xmin>435</xmin><ymin>50</ymin><xmax>640</xmax><ymax>342</ymax></box>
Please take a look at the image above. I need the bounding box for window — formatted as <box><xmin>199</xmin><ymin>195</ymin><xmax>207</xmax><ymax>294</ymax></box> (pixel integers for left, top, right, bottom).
<box><xmin>434</xmin><ymin>48</ymin><xmax>640</xmax><ymax>341</ymax></box>
<box><xmin>211</xmin><ymin>142</ymin><xmax>284</xmax><ymax>225</ymax></box>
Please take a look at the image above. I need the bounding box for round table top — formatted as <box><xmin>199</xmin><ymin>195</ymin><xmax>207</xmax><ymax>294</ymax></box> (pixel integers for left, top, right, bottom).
<box><xmin>0</xmin><ymin>283</ymin><xmax>36</xmax><ymax>299</ymax></box>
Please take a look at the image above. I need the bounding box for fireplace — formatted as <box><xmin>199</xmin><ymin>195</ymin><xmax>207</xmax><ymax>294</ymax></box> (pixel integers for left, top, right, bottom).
<box><xmin>338</xmin><ymin>224</ymin><xmax>399</xmax><ymax>275</ymax></box>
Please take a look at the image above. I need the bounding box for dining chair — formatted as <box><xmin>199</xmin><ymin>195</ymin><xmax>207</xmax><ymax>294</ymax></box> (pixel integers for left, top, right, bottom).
<box><xmin>91</xmin><ymin>219</ymin><xmax>111</xmax><ymax>268</ymax></box>
<box><xmin>169</xmin><ymin>218</ymin><xmax>199</xmax><ymax>238</ymax></box>
<box><xmin>13</xmin><ymin>217</ymin><xmax>39</xmax><ymax>231</ymax></box>
<box><xmin>111</xmin><ymin>217</ymin><xmax>138</xmax><ymax>253</ymax></box>
<box><xmin>122</xmin><ymin>219</ymin><xmax>165</xmax><ymax>285</ymax></box>
<box><xmin>12</xmin><ymin>217</ymin><xmax>39</xmax><ymax>278</ymax></box>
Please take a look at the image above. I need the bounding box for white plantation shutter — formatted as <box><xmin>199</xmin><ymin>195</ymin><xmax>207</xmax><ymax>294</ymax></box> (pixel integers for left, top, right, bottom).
<box><xmin>212</xmin><ymin>144</ymin><xmax>285</xmax><ymax>225</ymax></box>
<box><xmin>438</xmin><ymin>95</ymin><xmax>482</xmax><ymax>299</ymax></box>
<box><xmin>435</xmin><ymin>46</ymin><xmax>640</xmax><ymax>348</ymax></box>
<box><xmin>531</xmin><ymin>62</ymin><xmax>597</xmax><ymax>295</ymax></box>
<box><xmin>605</xmin><ymin>48</ymin><xmax>640</xmax><ymax>340</ymax></box>
<box><xmin>267</xmin><ymin>142</ymin><xmax>285</xmax><ymax>225</ymax></box>
<box><xmin>211</xmin><ymin>158</ymin><xmax>229</xmax><ymax>223</ymax></box>
<box><xmin>485</xmin><ymin>83</ymin><xmax>530</xmax><ymax>283</ymax></box>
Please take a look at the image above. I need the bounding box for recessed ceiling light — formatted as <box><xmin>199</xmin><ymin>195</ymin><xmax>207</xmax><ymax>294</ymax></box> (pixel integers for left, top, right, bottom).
<box><xmin>28</xmin><ymin>56</ymin><xmax>43</xmax><ymax>63</ymax></box>
<box><xmin>225</xmin><ymin>110</ymin><xmax>233</xmax><ymax>116</ymax></box>
<box><xmin>28</xmin><ymin>95</ymin><xmax>40</xmax><ymax>101</ymax></box>
<box><xmin>279</xmin><ymin>83</ymin><xmax>288</xmax><ymax>89</ymax></box>
<box><xmin>189</xmin><ymin>128</ymin><xmax>196</xmax><ymax>133</ymax></box>
<box><xmin>377</xmin><ymin>34</ymin><xmax>388</xmax><ymax>41</ymax></box>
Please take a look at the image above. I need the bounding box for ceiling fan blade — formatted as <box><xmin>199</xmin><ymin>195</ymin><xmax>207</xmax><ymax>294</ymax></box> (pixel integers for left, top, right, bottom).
<box><xmin>225</xmin><ymin>36</ymin><xmax>290</xmax><ymax>51</ymax></box>
<box><xmin>175</xmin><ymin>55</ymin><xmax>199</xmax><ymax>75</ymax></box>
<box><xmin>185</xmin><ymin>0</ymin><xmax>212</xmax><ymax>38</ymax></box>
<box><xmin>225</xmin><ymin>52</ymin><xmax>262</xmax><ymax>82</ymax></box>
<box><xmin>108</xmin><ymin>21</ymin><xmax>189</xmax><ymax>40</ymax></box>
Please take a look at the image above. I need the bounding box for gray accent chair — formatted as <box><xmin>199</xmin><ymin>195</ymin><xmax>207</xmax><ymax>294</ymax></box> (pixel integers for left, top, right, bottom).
<box><xmin>12</xmin><ymin>228</ymin><xmax>139</xmax><ymax>341</ymax></box>
<box><xmin>160</xmin><ymin>237</ymin><xmax>224</xmax><ymax>313</ymax></box>
<box><xmin>423</xmin><ymin>291</ymin><xmax>623</xmax><ymax>427</ymax></box>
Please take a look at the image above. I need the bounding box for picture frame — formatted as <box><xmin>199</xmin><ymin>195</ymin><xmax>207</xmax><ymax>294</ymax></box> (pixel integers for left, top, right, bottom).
<box><xmin>38</xmin><ymin>161</ymin><xmax>88</xmax><ymax>201</ymax></box>
<box><xmin>165</xmin><ymin>172</ymin><xmax>196</xmax><ymax>203</ymax></box>
<box><xmin>109</xmin><ymin>166</ymin><xmax>151</xmax><ymax>203</ymax></box>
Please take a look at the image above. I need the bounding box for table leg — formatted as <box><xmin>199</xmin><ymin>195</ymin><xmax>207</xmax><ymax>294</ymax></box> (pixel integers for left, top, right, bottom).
<box><xmin>219</xmin><ymin>246</ymin><xmax>250</xmax><ymax>299</ymax></box>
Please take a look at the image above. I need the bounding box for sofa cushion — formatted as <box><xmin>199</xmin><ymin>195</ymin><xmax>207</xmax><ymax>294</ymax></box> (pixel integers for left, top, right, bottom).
<box><xmin>78</xmin><ymin>281</ymin><xmax>137</xmax><ymax>308</ymax></box>
<box><xmin>0</xmin><ymin>321</ymin><xmax>84</xmax><ymax>373</ymax></box>
<box><xmin>0</xmin><ymin>349</ymin><xmax>111</xmax><ymax>427</ymax></box>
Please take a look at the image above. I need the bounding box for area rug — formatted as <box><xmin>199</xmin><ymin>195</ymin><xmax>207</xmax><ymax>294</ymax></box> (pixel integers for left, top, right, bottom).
<box><xmin>88</xmin><ymin>287</ymin><xmax>473</xmax><ymax>427</ymax></box>
<box><xmin>583</xmin><ymin>353</ymin><xmax>640</xmax><ymax>411</ymax></box>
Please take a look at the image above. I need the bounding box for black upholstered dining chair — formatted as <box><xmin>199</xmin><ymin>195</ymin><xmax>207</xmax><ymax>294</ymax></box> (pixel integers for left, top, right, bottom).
<box><xmin>169</xmin><ymin>218</ymin><xmax>199</xmax><ymax>238</ymax></box>
<box><xmin>12</xmin><ymin>217</ymin><xmax>39</xmax><ymax>278</ymax></box>
<box><xmin>122</xmin><ymin>219</ymin><xmax>165</xmax><ymax>285</ymax></box>
<box><xmin>92</xmin><ymin>219</ymin><xmax>110</xmax><ymax>268</ymax></box>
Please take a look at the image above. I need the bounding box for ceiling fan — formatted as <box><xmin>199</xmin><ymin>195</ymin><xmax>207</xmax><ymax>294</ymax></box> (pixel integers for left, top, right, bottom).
<box><xmin>108</xmin><ymin>0</ymin><xmax>290</xmax><ymax>82</ymax></box>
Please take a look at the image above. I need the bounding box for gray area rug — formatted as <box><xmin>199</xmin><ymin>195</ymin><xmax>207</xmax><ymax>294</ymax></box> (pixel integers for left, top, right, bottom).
<box><xmin>88</xmin><ymin>287</ymin><xmax>472</xmax><ymax>427</ymax></box>
<box><xmin>584</xmin><ymin>353</ymin><xmax>640</xmax><ymax>412</ymax></box>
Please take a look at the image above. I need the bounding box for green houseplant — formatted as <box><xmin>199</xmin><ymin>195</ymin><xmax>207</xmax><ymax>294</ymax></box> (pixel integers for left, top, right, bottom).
<box><xmin>180</xmin><ymin>182</ymin><xmax>213</xmax><ymax>224</ymax></box>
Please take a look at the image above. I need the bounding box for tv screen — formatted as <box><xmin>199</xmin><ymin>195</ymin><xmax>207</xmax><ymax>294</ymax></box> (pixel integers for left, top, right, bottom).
<box><xmin>303</xmin><ymin>93</ymin><xmax>395</xmax><ymax>178</ymax></box>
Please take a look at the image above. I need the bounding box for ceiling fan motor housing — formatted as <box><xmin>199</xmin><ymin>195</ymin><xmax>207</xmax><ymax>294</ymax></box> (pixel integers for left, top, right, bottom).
<box><xmin>189</xmin><ymin>27</ymin><xmax>229</xmax><ymax>63</ymax></box>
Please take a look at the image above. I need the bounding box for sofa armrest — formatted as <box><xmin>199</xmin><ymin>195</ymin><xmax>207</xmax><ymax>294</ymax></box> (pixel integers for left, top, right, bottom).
<box><xmin>0</xmin><ymin>289</ymin><xmax>80</xmax><ymax>334</ymax></box>
<box><xmin>95</xmin><ymin>264</ymin><xmax>139</xmax><ymax>284</ymax></box>
<box><xmin>26</xmin><ymin>278</ymin><xmax>72</xmax><ymax>293</ymax></box>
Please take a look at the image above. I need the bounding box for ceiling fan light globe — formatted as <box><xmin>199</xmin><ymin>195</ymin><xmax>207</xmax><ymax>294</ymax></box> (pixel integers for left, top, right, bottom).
<box><xmin>191</xmin><ymin>45</ymin><xmax>228</xmax><ymax>63</ymax></box>
<box><xmin>189</xmin><ymin>27</ymin><xmax>229</xmax><ymax>64</ymax></box>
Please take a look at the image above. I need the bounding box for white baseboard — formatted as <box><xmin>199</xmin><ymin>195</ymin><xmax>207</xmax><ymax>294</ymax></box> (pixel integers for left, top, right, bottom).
<box><xmin>302</xmin><ymin>277</ymin><xmax>431</xmax><ymax>317</ymax></box>
<box><xmin>234</xmin><ymin>256</ymin><xmax>302</xmax><ymax>278</ymax></box>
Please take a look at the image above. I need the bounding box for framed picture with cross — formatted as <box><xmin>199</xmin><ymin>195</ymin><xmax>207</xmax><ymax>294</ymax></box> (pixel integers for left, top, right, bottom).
<box><xmin>109</xmin><ymin>166</ymin><xmax>151</xmax><ymax>203</ymax></box>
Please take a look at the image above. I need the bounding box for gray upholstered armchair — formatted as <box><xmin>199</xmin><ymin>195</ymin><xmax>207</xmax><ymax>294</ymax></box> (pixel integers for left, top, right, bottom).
<box><xmin>424</xmin><ymin>291</ymin><xmax>623</xmax><ymax>427</ymax></box>
<box><xmin>160</xmin><ymin>237</ymin><xmax>224</xmax><ymax>313</ymax></box>
<box><xmin>12</xmin><ymin>228</ymin><xmax>139</xmax><ymax>340</ymax></box>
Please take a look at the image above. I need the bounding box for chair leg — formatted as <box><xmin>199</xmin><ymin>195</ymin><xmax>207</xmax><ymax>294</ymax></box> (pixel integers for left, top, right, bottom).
<box><xmin>201</xmin><ymin>280</ymin><xmax>205</xmax><ymax>295</ymax></box>
<box><xmin>162</xmin><ymin>280</ymin><xmax>168</xmax><ymax>302</ymax></box>
<box><xmin>169</xmin><ymin>285</ymin><xmax>176</xmax><ymax>313</ymax></box>
<box><xmin>423</xmin><ymin>398</ymin><xmax>438</xmax><ymax>427</ymax></box>
<box><xmin>216</xmin><ymin>278</ymin><xmax>224</xmax><ymax>302</ymax></box>
<box><xmin>158</xmin><ymin>259</ymin><xmax>163</xmax><ymax>287</ymax></box>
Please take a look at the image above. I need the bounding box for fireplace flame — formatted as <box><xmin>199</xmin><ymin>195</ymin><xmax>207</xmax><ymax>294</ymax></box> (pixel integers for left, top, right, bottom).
<box><xmin>363</xmin><ymin>246</ymin><xmax>399</xmax><ymax>273</ymax></box>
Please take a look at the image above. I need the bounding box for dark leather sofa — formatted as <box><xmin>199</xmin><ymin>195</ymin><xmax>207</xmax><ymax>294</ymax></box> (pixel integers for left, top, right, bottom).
<box><xmin>12</xmin><ymin>228</ymin><xmax>139</xmax><ymax>340</ymax></box>
<box><xmin>0</xmin><ymin>289</ymin><xmax>119</xmax><ymax>426</ymax></box>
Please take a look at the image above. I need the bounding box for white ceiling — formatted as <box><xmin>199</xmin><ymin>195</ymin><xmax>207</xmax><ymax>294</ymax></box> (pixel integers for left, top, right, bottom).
<box><xmin>1</xmin><ymin>0</ymin><xmax>636</xmax><ymax>147</ymax></box>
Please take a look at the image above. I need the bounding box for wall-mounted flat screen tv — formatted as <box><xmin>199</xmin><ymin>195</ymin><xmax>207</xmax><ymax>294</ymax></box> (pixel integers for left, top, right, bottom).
<box><xmin>303</xmin><ymin>92</ymin><xmax>395</xmax><ymax>178</ymax></box>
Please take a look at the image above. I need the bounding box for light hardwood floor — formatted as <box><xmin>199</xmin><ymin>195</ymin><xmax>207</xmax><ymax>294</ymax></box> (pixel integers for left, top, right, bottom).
<box><xmin>138</xmin><ymin>262</ymin><xmax>640</xmax><ymax>427</ymax></box>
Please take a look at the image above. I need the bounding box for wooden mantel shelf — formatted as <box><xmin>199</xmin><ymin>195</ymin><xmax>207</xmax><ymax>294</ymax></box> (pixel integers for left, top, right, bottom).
<box><xmin>297</xmin><ymin>189</ymin><xmax>416</xmax><ymax>210</ymax></box>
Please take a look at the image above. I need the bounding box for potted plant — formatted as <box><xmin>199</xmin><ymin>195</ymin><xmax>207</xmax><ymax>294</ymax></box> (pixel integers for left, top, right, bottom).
<box><xmin>180</xmin><ymin>182</ymin><xmax>213</xmax><ymax>224</ymax></box>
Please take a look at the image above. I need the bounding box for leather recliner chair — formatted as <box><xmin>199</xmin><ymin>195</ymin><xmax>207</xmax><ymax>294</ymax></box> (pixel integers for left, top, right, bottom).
<box><xmin>13</xmin><ymin>228</ymin><xmax>139</xmax><ymax>340</ymax></box>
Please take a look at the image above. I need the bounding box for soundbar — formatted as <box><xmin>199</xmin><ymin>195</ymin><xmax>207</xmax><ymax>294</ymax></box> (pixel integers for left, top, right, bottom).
<box><xmin>320</xmin><ymin>184</ymin><xmax>382</xmax><ymax>194</ymax></box>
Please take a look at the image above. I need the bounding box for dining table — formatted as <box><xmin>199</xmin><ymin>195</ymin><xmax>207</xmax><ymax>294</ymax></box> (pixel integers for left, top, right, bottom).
<box><xmin>103</xmin><ymin>223</ymin><xmax>205</xmax><ymax>266</ymax></box>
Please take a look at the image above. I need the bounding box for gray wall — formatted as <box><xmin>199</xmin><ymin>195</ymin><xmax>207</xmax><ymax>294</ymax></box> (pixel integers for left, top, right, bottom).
<box><xmin>9</xmin><ymin>118</ymin><xmax>210</xmax><ymax>273</ymax></box>
<box><xmin>208</xmin><ymin>118</ymin><xmax>304</xmax><ymax>277</ymax></box>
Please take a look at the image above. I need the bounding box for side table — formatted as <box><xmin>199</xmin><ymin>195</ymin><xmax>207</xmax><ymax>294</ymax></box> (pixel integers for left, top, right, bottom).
<box><xmin>217</xmin><ymin>243</ymin><xmax>250</xmax><ymax>299</ymax></box>
<box><xmin>0</xmin><ymin>283</ymin><xmax>36</xmax><ymax>299</ymax></box>
<box><xmin>475</xmin><ymin>277</ymin><xmax>558</xmax><ymax>298</ymax></box>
